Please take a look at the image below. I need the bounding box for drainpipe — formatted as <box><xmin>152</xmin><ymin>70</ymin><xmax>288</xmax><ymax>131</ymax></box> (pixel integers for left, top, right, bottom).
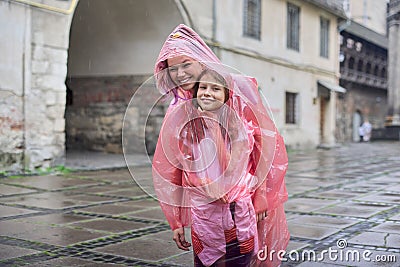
<box><xmin>212</xmin><ymin>0</ymin><xmax>217</xmax><ymax>42</ymax></box>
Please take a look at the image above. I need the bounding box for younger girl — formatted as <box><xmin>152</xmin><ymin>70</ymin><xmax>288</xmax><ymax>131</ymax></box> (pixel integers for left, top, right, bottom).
<box><xmin>179</xmin><ymin>69</ymin><xmax>258</xmax><ymax>267</ymax></box>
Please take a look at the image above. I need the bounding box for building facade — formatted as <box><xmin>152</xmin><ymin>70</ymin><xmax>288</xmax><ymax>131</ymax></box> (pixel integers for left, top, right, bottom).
<box><xmin>0</xmin><ymin>0</ymin><xmax>347</xmax><ymax>172</ymax></box>
<box><xmin>338</xmin><ymin>21</ymin><xmax>388</xmax><ymax>142</ymax></box>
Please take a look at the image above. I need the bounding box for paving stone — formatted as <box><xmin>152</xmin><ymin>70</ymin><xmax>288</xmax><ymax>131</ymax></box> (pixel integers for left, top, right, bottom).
<box><xmin>4</xmin><ymin>175</ymin><xmax>100</xmax><ymax>190</ymax></box>
<box><xmin>18</xmin><ymin>213</ymin><xmax>90</xmax><ymax>225</ymax></box>
<box><xmin>65</xmin><ymin>194</ymin><xmax>117</xmax><ymax>203</ymax></box>
<box><xmin>285</xmin><ymin>198</ymin><xmax>338</xmax><ymax>212</ymax></box>
<box><xmin>368</xmin><ymin>175</ymin><xmax>400</xmax><ymax>185</ymax></box>
<box><xmin>68</xmin><ymin>170</ymin><xmax>132</xmax><ymax>182</ymax></box>
<box><xmin>0</xmin><ymin>205</ymin><xmax>38</xmax><ymax>218</ymax></box>
<box><xmin>286</xmin><ymin>241</ymin><xmax>310</xmax><ymax>251</ymax></box>
<box><xmin>342</xmin><ymin>181</ymin><xmax>386</xmax><ymax>191</ymax></box>
<box><xmin>288</xmin><ymin>215</ymin><xmax>359</xmax><ymax>229</ymax></box>
<box><xmin>118</xmin><ymin>198</ymin><xmax>160</xmax><ymax>208</ymax></box>
<box><xmin>145</xmin><ymin>228</ymin><xmax>193</xmax><ymax>247</ymax></box>
<box><xmin>288</xmin><ymin>223</ymin><xmax>339</xmax><ymax>240</ymax></box>
<box><xmin>308</xmin><ymin>189</ymin><xmax>370</xmax><ymax>200</ymax></box>
<box><xmin>348</xmin><ymin>231</ymin><xmax>389</xmax><ymax>247</ymax></box>
<box><xmin>0</xmin><ymin>220</ymin><xmax>104</xmax><ymax>246</ymax></box>
<box><xmin>70</xmin><ymin>184</ymin><xmax>127</xmax><ymax>194</ymax></box>
<box><xmin>77</xmin><ymin>203</ymin><xmax>140</xmax><ymax>215</ymax></box>
<box><xmin>369</xmin><ymin>222</ymin><xmax>400</xmax><ymax>234</ymax></box>
<box><xmin>314</xmin><ymin>203</ymin><xmax>393</xmax><ymax>218</ymax></box>
<box><xmin>286</xmin><ymin>184</ymin><xmax>321</xmax><ymax>195</ymax></box>
<box><xmin>0</xmin><ymin>184</ymin><xmax>37</xmax><ymax>196</ymax></box>
<box><xmin>70</xmin><ymin>218</ymin><xmax>148</xmax><ymax>233</ymax></box>
<box><xmin>0</xmin><ymin>244</ymin><xmax>38</xmax><ymax>260</ymax></box>
<box><xmin>94</xmin><ymin>236</ymin><xmax>183</xmax><ymax>261</ymax></box>
<box><xmin>386</xmin><ymin>184</ymin><xmax>400</xmax><ymax>192</ymax></box>
<box><xmin>356</xmin><ymin>192</ymin><xmax>400</xmax><ymax>204</ymax></box>
<box><xmin>386</xmin><ymin>233</ymin><xmax>400</xmax><ymax>248</ymax></box>
<box><xmin>286</xmin><ymin>177</ymin><xmax>339</xmax><ymax>188</ymax></box>
<box><xmin>161</xmin><ymin>251</ymin><xmax>194</xmax><ymax>267</ymax></box>
<box><xmin>389</xmin><ymin>213</ymin><xmax>400</xmax><ymax>220</ymax></box>
<box><xmin>28</xmin><ymin>256</ymin><xmax>128</xmax><ymax>266</ymax></box>
<box><xmin>0</xmin><ymin>220</ymin><xmax>44</xmax><ymax>236</ymax></box>
<box><xmin>126</xmin><ymin>207</ymin><xmax>166</xmax><ymax>221</ymax></box>
<box><xmin>100</xmin><ymin>188</ymin><xmax>148</xmax><ymax>198</ymax></box>
<box><xmin>0</xmin><ymin>192</ymin><xmax>92</xmax><ymax>209</ymax></box>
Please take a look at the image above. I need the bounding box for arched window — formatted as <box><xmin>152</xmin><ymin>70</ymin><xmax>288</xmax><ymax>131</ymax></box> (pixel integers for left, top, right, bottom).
<box><xmin>381</xmin><ymin>67</ymin><xmax>386</xmax><ymax>78</ymax></box>
<box><xmin>366</xmin><ymin>63</ymin><xmax>371</xmax><ymax>74</ymax></box>
<box><xmin>357</xmin><ymin>60</ymin><xmax>363</xmax><ymax>72</ymax></box>
<box><xmin>348</xmin><ymin>57</ymin><xmax>355</xmax><ymax>69</ymax></box>
<box><xmin>373</xmin><ymin>66</ymin><xmax>379</xmax><ymax>76</ymax></box>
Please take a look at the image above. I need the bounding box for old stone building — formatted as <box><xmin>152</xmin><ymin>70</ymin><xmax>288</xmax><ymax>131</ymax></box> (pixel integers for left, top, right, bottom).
<box><xmin>1</xmin><ymin>0</ymin><xmax>349</xmax><ymax>172</ymax></box>
<box><xmin>338</xmin><ymin>21</ymin><xmax>388</xmax><ymax>142</ymax></box>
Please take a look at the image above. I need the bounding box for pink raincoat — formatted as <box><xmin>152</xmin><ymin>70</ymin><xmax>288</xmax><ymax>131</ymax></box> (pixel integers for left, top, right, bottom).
<box><xmin>152</xmin><ymin>24</ymin><xmax>289</xmax><ymax>267</ymax></box>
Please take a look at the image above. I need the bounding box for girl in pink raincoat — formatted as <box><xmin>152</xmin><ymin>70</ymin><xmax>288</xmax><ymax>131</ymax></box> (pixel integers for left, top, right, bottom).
<box><xmin>181</xmin><ymin>68</ymin><xmax>258</xmax><ymax>266</ymax></box>
<box><xmin>152</xmin><ymin>24</ymin><xmax>289</xmax><ymax>267</ymax></box>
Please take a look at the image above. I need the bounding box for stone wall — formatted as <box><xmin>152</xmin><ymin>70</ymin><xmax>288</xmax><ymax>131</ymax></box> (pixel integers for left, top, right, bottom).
<box><xmin>0</xmin><ymin>2</ymin><xmax>71</xmax><ymax>171</ymax></box>
<box><xmin>338</xmin><ymin>81</ymin><xmax>387</xmax><ymax>141</ymax></box>
<box><xmin>0</xmin><ymin>2</ymin><xmax>26</xmax><ymax>172</ymax></box>
<box><xmin>0</xmin><ymin>92</ymin><xmax>24</xmax><ymax>171</ymax></box>
<box><xmin>24</xmin><ymin>9</ymin><xmax>71</xmax><ymax>170</ymax></box>
<box><xmin>66</xmin><ymin>75</ymin><xmax>166</xmax><ymax>155</ymax></box>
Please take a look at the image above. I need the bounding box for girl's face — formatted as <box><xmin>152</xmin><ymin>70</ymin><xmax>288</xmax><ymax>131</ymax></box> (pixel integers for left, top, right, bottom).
<box><xmin>196</xmin><ymin>73</ymin><xmax>227</xmax><ymax>111</ymax></box>
<box><xmin>167</xmin><ymin>56</ymin><xmax>204</xmax><ymax>91</ymax></box>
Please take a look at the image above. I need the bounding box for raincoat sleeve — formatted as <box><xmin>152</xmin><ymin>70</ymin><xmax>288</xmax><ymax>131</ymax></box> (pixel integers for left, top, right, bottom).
<box><xmin>252</xmin><ymin>132</ymin><xmax>288</xmax><ymax>214</ymax></box>
<box><xmin>152</xmin><ymin>135</ymin><xmax>186</xmax><ymax>230</ymax></box>
<box><xmin>152</xmin><ymin>104</ymin><xmax>194</xmax><ymax>231</ymax></box>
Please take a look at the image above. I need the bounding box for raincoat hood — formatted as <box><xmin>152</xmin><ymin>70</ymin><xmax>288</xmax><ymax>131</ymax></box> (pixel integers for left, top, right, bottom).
<box><xmin>154</xmin><ymin>24</ymin><xmax>221</xmax><ymax>95</ymax></box>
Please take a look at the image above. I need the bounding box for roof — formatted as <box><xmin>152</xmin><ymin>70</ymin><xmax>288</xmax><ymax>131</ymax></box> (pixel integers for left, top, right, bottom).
<box><xmin>302</xmin><ymin>0</ymin><xmax>348</xmax><ymax>19</ymax></box>
<box><xmin>344</xmin><ymin>20</ymin><xmax>388</xmax><ymax>49</ymax></box>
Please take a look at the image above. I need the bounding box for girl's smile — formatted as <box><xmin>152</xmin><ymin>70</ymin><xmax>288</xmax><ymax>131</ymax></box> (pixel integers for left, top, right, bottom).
<box><xmin>197</xmin><ymin>73</ymin><xmax>226</xmax><ymax>111</ymax></box>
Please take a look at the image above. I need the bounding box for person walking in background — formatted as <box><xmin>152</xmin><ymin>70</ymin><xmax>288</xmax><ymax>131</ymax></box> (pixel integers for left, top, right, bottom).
<box><xmin>358</xmin><ymin>124</ymin><xmax>365</xmax><ymax>142</ymax></box>
<box><xmin>361</xmin><ymin>120</ymin><xmax>372</xmax><ymax>142</ymax></box>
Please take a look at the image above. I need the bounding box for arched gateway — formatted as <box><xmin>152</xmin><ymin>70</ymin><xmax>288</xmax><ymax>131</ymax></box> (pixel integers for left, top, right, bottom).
<box><xmin>0</xmin><ymin>0</ymin><xmax>187</xmax><ymax>171</ymax></box>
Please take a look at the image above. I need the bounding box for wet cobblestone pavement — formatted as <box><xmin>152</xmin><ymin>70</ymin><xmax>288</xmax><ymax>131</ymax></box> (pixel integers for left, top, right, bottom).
<box><xmin>1</xmin><ymin>141</ymin><xmax>399</xmax><ymax>266</ymax></box>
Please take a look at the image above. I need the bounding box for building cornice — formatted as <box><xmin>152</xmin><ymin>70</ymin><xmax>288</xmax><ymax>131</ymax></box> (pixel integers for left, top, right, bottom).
<box><xmin>301</xmin><ymin>0</ymin><xmax>347</xmax><ymax>19</ymax></box>
<box><xmin>204</xmin><ymin>39</ymin><xmax>338</xmax><ymax>79</ymax></box>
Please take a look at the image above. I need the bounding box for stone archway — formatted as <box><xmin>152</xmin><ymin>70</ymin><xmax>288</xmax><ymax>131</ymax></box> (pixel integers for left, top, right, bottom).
<box><xmin>66</xmin><ymin>0</ymin><xmax>185</xmax><ymax>156</ymax></box>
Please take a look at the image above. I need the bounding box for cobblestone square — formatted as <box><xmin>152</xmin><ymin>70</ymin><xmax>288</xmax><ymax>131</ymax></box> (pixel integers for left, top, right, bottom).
<box><xmin>0</xmin><ymin>142</ymin><xmax>399</xmax><ymax>266</ymax></box>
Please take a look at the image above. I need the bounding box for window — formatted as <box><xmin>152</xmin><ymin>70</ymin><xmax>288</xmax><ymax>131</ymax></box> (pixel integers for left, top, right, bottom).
<box><xmin>320</xmin><ymin>17</ymin><xmax>329</xmax><ymax>58</ymax></box>
<box><xmin>243</xmin><ymin>0</ymin><xmax>261</xmax><ymax>39</ymax></box>
<box><xmin>348</xmin><ymin>57</ymin><xmax>355</xmax><ymax>69</ymax></box>
<box><xmin>287</xmin><ymin>3</ymin><xmax>300</xmax><ymax>51</ymax></box>
<box><xmin>286</xmin><ymin>92</ymin><xmax>298</xmax><ymax>124</ymax></box>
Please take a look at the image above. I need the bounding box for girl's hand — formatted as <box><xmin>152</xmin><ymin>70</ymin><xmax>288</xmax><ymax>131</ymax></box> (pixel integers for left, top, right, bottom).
<box><xmin>257</xmin><ymin>211</ymin><xmax>268</xmax><ymax>222</ymax></box>
<box><xmin>173</xmin><ymin>227</ymin><xmax>191</xmax><ymax>251</ymax></box>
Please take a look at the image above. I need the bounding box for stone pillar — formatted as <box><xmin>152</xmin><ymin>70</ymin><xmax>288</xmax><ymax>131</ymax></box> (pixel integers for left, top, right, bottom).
<box><xmin>327</xmin><ymin>90</ymin><xmax>337</xmax><ymax>145</ymax></box>
<box><xmin>387</xmin><ymin>0</ymin><xmax>400</xmax><ymax>125</ymax></box>
<box><xmin>24</xmin><ymin>7</ymin><xmax>73</xmax><ymax>169</ymax></box>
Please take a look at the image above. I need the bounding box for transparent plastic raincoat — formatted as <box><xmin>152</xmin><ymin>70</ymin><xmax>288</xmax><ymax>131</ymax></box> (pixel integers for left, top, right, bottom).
<box><xmin>152</xmin><ymin>24</ymin><xmax>289</xmax><ymax>267</ymax></box>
